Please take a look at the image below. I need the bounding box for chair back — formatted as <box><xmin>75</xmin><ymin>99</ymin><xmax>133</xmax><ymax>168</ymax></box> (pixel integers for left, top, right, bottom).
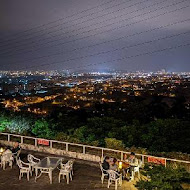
<box><xmin>27</xmin><ymin>154</ymin><xmax>40</xmax><ymax>164</ymax></box>
<box><xmin>68</xmin><ymin>159</ymin><xmax>74</xmax><ymax>166</ymax></box>
<box><xmin>138</xmin><ymin>160</ymin><xmax>142</xmax><ymax>168</ymax></box>
<box><xmin>99</xmin><ymin>162</ymin><xmax>103</xmax><ymax>172</ymax></box>
<box><xmin>27</xmin><ymin>154</ymin><xmax>32</xmax><ymax>162</ymax></box>
<box><xmin>108</xmin><ymin>170</ymin><xmax>117</xmax><ymax>180</ymax></box>
<box><xmin>65</xmin><ymin>165</ymin><xmax>71</xmax><ymax>171</ymax></box>
<box><xmin>1</xmin><ymin>152</ymin><xmax>13</xmax><ymax>162</ymax></box>
<box><xmin>17</xmin><ymin>159</ymin><xmax>22</xmax><ymax>168</ymax></box>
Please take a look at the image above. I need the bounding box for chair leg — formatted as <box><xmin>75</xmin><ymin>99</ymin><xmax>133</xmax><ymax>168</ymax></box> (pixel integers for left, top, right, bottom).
<box><xmin>27</xmin><ymin>172</ymin><xmax>30</xmax><ymax>181</ymax></box>
<box><xmin>19</xmin><ymin>172</ymin><xmax>21</xmax><ymax>180</ymax></box>
<box><xmin>66</xmin><ymin>174</ymin><xmax>69</xmax><ymax>184</ymax></box>
<box><xmin>70</xmin><ymin>172</ymin><xmax>72</xmax><ymax>181</ymax></box>
<box><xmin>108</xmin><ymin>179</ymin><xmax>111</xmax><ymax>188</ymax></box>
<box><xmin>131</xmin><ymin>171</ymin><xmax>134</xmax><ymax>181</ymax></box>
<box><xmin>115</xmin><ymin>180</ymin><xmax>118</xmax><ymax>190</ymax></box>
<box><xmin>119</xmin><ymin>176</ymin><xmax>122</xmax><ymax>186</ymax></box>
<box><xmin>101</xmin><ymin>174</ymin><xmax>104</xmax><ymax>184</ymax></box>
<box><xmin>58</xmin><ymin>174</ymin><xmax>61</xmax><ymax>183</ymax></box>
<box><xmin>30</xmin><ymin>170</ymin><xmax>33</xmax><ymax>176</ymax></box>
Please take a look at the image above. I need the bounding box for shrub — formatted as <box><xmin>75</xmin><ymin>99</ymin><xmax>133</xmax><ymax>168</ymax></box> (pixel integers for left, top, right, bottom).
<box><xmin>104</xmin><ymin>138</ymin><xmax>125</xmax><ymax>150</ymax></box>
<box><xmin>136</xmin><ymin>165</ymin><xmax>190</xmax><ymax>190</ymax></box>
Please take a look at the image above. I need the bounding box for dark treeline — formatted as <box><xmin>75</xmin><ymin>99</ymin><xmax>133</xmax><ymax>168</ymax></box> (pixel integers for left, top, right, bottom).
<box><xmin>0</xmin><ymin>95</ymin><xmax>190</xmax><ymax>155</ymax></box>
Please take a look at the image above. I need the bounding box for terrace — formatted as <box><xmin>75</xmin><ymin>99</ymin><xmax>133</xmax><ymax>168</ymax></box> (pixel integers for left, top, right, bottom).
<box><xmin>0</xmin><ymin>150</ymin><xmax>137</xmax><ymax>190</ymax></box>
<box><xmin>0</xmin><ymin>132</ymin><xmax>190</xmax><ymax>190</ymax></box>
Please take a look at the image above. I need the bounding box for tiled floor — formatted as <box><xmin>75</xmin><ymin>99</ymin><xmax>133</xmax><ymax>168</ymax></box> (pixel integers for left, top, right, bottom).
<box><xmin>0</xmin><ymin>151</ymin><xmax>137</xmax><ymax>190</ymax></box>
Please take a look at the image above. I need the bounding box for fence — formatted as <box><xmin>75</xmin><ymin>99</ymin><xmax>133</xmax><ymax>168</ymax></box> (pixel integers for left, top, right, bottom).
<box><xmin>0</xmin><ymin>132</ymin><xmax>190</xmax><ymax>169</ymax></box>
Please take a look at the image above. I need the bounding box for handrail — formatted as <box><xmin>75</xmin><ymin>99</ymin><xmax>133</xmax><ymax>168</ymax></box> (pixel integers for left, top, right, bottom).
<box><xmin>0</xmin><ymin>132</ymin><xmax>190</xmax><ymax>165</ymax></box>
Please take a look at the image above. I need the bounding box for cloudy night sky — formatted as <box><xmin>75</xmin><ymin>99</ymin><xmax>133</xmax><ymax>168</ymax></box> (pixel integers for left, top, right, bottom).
<box><xmin>0</xmin><ymin>0</ymin><xmax>190</xmax><ymax>72</ymax></box>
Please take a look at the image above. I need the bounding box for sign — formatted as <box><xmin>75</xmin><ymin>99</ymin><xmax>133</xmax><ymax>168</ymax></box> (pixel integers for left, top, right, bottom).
<box><xmin>148</xmin><ymin>156</ymin><xmax>166</xmax><ymax>166</ymax></box>
<box><xmin>38</xmin><ymin>139</ymin><xmax>49</xmax><ymax>146</ymax></box>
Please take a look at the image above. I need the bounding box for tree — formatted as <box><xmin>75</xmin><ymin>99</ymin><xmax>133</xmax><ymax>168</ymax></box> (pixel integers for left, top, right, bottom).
<box><xmin>105</xmin><ymin>138</ymin><xmax>124</xmax><ymax>150</ymax></box>
<box><xmin>32</xmin><ymin>119</ymin><xmax>54</xmax><ymax>139</ymax></box>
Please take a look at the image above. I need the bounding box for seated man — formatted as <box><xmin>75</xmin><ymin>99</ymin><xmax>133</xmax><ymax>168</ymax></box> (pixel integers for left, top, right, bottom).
<box><xmin>127</xmin><ymin>152</ymin><xmax>138</xmax><ymax>180</ymax></box>
<box><xmin>11</xmin><ymin>141</ymin><xmax>21</xmax><ymax>154</ymax></box>
<box><xmin>102</xmin><ymin>156</ymin><xmax>110</xmax><ymax>172</ymax></box>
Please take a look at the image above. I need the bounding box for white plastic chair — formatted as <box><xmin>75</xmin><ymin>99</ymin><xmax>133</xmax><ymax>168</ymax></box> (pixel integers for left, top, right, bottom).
<box><xmin>1</xmin><ymin>152</ymin><xmax>14</xmax><ymax>170</ymax></box>
<box><xmin>27</xmin><ymin>154</ymin><xmax>40</xmax><ymax>173</ymax></box>
<box><xmin>107</xmin><ymin>170</ymin><xmax>122</xmax><ymax>190</ymax></box>
<box><xmin>67</xmin><ymin>159</ymin><xmax>74</xmax><ymax>176</ymax></box>
<box><xmin>12</xmin><ymin>149</ymin><xmax>22</xmax><ymax>164</ymax></box>
<box><xmin>58</xmin><ymin>163</ymin><xmax>72</xmax><ymax>184</ymax></box>
<box><xmin>17</xmin><ymin>159</ymin><xmax>32</xmax><ymax>181</ymax></box>
<box><xmin>99</xmin><ymin>162</ymin><xmax>109</xmax><ymax>184</ymax></box>
<box><xmin>130</xmin><ymin>160</ymin><xmax>142</xmax><ymax>180</ymax></box>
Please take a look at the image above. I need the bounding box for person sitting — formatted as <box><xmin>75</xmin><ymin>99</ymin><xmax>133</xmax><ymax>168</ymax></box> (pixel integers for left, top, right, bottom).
<box><xmin>109</xmin><ymin>158</ymin><xmax>118</xmax><ymax>171</ymax></box>
<box><xmin>11</xmin><ymin>141</ymin><xmax>21</xmax><ymax>154</ymax></box>
<box><xmin>102</xmin><ymin>156</ymin><xmax>110</xmax><ymax>172</ymax></box>
<box><xmin>127</xmin><ymin>152</ymin><xmax>138</xmax><ymax>180</ymax></box>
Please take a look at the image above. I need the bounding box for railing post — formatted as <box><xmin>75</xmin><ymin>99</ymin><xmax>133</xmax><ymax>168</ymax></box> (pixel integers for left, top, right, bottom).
<box><xmin>101</xmin><ymin>148</ymin><xmax>104</xmax><ymax>159</ymax></box>
<box><xmin>142</xmin><ymin>155</ymin><xmax>145</xmax><ymax>164</ymax></box>
<box><xmin>21</xmin><ymin>136</ymin><xmax>23</xmax><ymax>144</ymax></box>
<box><xmin>35</xmin><ymin>138</ymin><xmax>37</xmax><ymax>147</ymax></box>
<box><xmin>66</xmin><ymin>143</ymin><xmax>69</xmax><ymax>152</ymax></box>
<box><xmin>121</xmin><ymin>151</ymin><xmax>123</xmax><ymax>161</ymax></box>
<box><xmin>50</xmin><ymin>141</ymin><xmax>52</xmax><ymax>149</ymax></box>
<box><xmin>8</xmin><ymin>134</ymin><xmax>10</xmax><ymax>142</ymax></box>
<box><xmin>83</xmin><ymin>145</ymin><xmax>85</xmax><ymax>154</ymax></box>
<box><xmin>165</xmin><ymin>159</ymin><xmax>167</xmax><ymax>167</ymax></box>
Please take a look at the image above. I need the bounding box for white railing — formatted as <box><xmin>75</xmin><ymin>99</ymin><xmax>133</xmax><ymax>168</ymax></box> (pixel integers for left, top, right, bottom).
<box><xmin>0</xmin><ymin>132</ymin><xmax>190</xmax><ymax>168</ymax></box>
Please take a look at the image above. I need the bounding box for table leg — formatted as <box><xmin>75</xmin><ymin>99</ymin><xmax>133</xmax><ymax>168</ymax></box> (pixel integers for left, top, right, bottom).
<box><xmin>35</xmin><ymin>168</ymin><xmax>38</xmax><ymax>182</ymax></box>
<box><xmin>49</xmin><ymin>170</ymin><xmax>52</xmax><ymax>184</ymax></box>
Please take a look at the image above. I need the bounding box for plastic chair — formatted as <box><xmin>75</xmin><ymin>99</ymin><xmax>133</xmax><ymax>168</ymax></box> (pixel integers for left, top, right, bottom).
<box><xmin>1</xmin><ymin>152</ymin><xmax>14</xmax><ymax>170</ymax></box>
<box><xmin>107</xmin><ymin>170</ymin><xmax>122</xmax><ymax>190</ymax></box>
<box><xmin>67</xmin><ymin>159</ymin><xmax>74</xmax><ymax>176</ymax></box>
<box><xmin>58</xmin><ymin>163</ymin><xmax>72</xmax><ymax>184</ymax></box>
<box><xmin>17</xmin><ymin>159</ymin><xmax>32</xmax><ymax>181</ymax></box>
<box><xmin>99</xmin><ymin>162</ymin><xmax>109</xmax><ymax>184</ymax></box>
<box><xmin>27</xmin><ymin>154</ymin><xmax>40</xmax><ymax>173</ymax></box>
<box><xmin>13</xmin><ymin>149</ymin><xmax>22</xmax><ymax>164</ymax></box>
<box><xmin>130</xmin><ymin>160</ymin><xmax>142</xmax><ymax>180</ymax></box>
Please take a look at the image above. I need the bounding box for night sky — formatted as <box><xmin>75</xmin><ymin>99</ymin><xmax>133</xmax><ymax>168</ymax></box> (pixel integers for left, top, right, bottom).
<box><xmin>0</xmin><ymin>0</ymin><xmax>190</xmax><ymax>72</ymax></box>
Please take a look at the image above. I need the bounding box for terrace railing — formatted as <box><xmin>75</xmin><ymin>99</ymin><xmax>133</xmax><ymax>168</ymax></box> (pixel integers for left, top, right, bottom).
<box><xmin>0</xmin><ymin>132</ymin><xmax>190</xmax><ymax>169</ymax></box>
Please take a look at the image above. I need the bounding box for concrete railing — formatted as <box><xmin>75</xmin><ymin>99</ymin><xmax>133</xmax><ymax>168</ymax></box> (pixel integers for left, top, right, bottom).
<box><xmin>0</xmin><ymin>132</ymin><xmax>190</xmax><ymax>169</ymax></box>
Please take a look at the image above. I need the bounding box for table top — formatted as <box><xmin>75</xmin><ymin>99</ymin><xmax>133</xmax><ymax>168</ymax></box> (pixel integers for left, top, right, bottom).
<box><xmin>34</xmin><ymin>157</ymin><xmax>63</xmax><ymax>170</ymax></box>
<box><xmin>118</xmin><ymin>161</ymin><xmax>130</xmax><ymax>169</ymax></box>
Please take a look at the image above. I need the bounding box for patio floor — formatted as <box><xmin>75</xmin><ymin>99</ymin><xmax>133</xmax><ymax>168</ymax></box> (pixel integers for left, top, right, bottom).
<box><xmin>0</xmin><ymin>151</ymin><xmax>137</xmax><ymax>190</ymax></box>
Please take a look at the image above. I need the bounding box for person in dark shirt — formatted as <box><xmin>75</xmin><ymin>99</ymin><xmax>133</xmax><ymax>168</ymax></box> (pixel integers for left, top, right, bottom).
<box><xmin>102</xmin><ymin>156</ymin><xmax>110</xmax><ymax>172</ymax></box>
<box><xmin>11</xmin><ymin>141</ymin><xmax>21</xmax><ymax>154</ymax></box>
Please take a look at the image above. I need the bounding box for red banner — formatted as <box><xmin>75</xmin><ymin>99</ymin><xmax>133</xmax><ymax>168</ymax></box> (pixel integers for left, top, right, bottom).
<box><xmin>38</xmin><ymin>139</ymin><xmax>49</xmax><ymax>146</ymax></box>
<box><xmin>148</xmin><ymin>156</ymin><xmax>166</xmax><ymax>166</ymax></box>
